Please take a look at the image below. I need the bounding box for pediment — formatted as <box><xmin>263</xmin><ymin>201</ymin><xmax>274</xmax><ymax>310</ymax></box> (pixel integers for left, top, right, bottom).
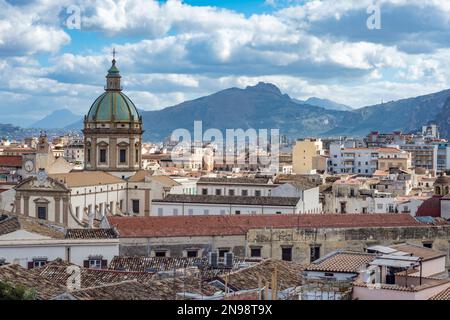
<box><xmin>14</xmin><ymin>176</ymin><xmax>70</xmax><ymax>193</ymax></box>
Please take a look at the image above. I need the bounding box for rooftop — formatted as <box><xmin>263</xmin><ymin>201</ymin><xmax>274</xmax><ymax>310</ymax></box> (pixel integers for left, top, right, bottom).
<box><xmin>0</xmin><ymin>214</ymin><xmax>65</xmax><ymax>238</ymax></box>
<box><xmin>32</xmin><ymin>259</ymin><xmax>156</xmax><ymax>288</ymax></box>
<box><xmin>305</xmin><ymin>251</ymin><xmax>376</xmax><ymax>273</ymax></box>
<box><xmin>0</xmin><ymin>155</ymin><xmax>22</xmax><ymax>167</ymax></box>
<box><xmin>389</xmin><ymin>243</ymin><xmax>446</xmax><ymax>261</ymax></box>
<box><xmin>197</xmin><ymin>176</ymin><xmax>271</xmax><ymax>185</ymax></box>
<box><xmin>0</xmin><ymin>264</ymin><xmax>65</xmax><ymax>299</ymax></box>
<box><xmin>216</xmin><ymin>259</ymin><xmax>304</xmax><ymax>291</ymax></box>
<box><xmin>61</xmin><ymin>277</ymin><xmax>218</xmax><ymax>300</ymax></box>
<box><xmin>429</xmin><ymin>287</ymin><xmax>450</xmax><ymax>300</ymax></box>
<box><xmin>65</xmin><ymin>228</ymin><xmax>118</xmax><ymax>239</ymax></box>
<box><xmin>152</xmin><ymin>194</ymin><xmax>300</xmax><ymax>206</ymax></box>
<box><xmin>49</xmin><ymin>171</ymin><xmax>124</xmax><ymax>188</ymax></box>
<box><xmin>108</xmin><ymin>214</ymin><xmax>426</xmax><ymax>238</ymax></box>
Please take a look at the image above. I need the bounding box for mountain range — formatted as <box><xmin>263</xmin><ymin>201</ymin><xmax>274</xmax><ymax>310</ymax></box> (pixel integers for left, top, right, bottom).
<box><xmin>8</xmin><ymin>82</ymin><xmax>450</xmax><ymax>141</ymax></box>
<box><xmin>28</xmin><ymin>109</ymin><xmax>81</xmax><ymax>129</ymax></box>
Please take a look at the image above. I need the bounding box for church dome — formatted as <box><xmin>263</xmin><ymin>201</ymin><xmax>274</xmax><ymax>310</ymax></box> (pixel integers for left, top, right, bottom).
<box><xmin>86</xmin><ymin>57</ymin><xmax>140</xmax><ymax>123</ymax></box>
<box><xmin>87</xmin><ymin>91</ymin><xmax>140</xmax><ymax>122</ymax></box>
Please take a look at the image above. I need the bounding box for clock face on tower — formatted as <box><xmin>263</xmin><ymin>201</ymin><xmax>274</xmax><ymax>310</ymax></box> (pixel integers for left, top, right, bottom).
<box><xmin>24</xmin><ymin>160</ymin><xmax>34</xmax><ymax>173</ymax></box>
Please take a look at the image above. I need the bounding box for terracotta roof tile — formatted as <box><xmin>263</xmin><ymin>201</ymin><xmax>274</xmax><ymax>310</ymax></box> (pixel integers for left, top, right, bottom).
<box><xmin>49</xmin><ymin>171</ymin><xmax>124</xmax><ymax>188</ymax></box>
<box><xmin>62</xmin><ymin>277</ymin><xmax>218</xmax><ymax>300</ymax></box>
<box><xmin>389</xmin><ymin>243</ymin><xmax>446</xmax><ymax>261</ymax></box>
<box><xmin>153</xmin><ymin>194</ymin><xmax>300</xmax><ymax>206</ymax></box>
<box><xmin>0</xmin><ymin>155</ymin><xmax>22</xmax><ymax>167</ymax></box>
<box><xmin>32</xmin><ymin>259</ymin><xmax>156</xmax><ymax>288</ymax></box>
<box><xmin>198</xmin><ymin>177</ymin><xmax>271</xmax><ymax>185</ymax></box>
<box><xmin>217</xmin><ymin>259</ymin><xmax>304</xmax><ymax>291</ymax></box>
<box><xmin>65</xmin><ymin>228</ymin><xmax>118</xmax><ymax>239</ymax></box>
<box><xmin>306</xmin><ymin>251</ymin><xmax>376</xmax><ymax>273</ymax></box>
<box><xmin>108</xmin><ymin>214</ymin><xmax>425</xmax><ymax>238</ymax></box>
<box><xmin>0</xmin><ymin>214</ymin><xmax>65</xmax><ymax>238</ymax></box>
<box><xmin>429</xmin><ymin>287</ymin><xmax>450</xmax><ymax>300</ymax></box>
<box><xmin>0</xmin><ymin>264</ymin><xmax>65</xmax><ymax>299</ymax></box>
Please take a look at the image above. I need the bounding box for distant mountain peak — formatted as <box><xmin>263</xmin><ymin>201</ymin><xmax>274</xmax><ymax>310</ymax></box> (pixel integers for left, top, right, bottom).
<box><xmin>29</xmin><ymin>108</ymin><xmax>81</xmax><ymax>129</ymax></box>
<box><xmin>245</xmin><ymin>82</ymin><xmax>282</xmax><ymax>95</ymax></box>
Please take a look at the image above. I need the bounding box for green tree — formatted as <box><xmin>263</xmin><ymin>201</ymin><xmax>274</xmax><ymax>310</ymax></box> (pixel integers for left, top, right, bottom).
<box><xmin>0</xmin><ymin>281</ymin><xmax>37</xmax><ymax>300</ymax></box>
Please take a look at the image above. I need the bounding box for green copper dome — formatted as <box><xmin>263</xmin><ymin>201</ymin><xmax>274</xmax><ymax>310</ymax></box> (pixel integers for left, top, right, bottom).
<box><xmin>86</xmin><ymin>58</ymin><xmax>140</xmax><ymax>123</ymax></box>
<box><xmin>87</xmin><ymin>91</ymin><xmax>140</xmax><ymax>122</ymax></box>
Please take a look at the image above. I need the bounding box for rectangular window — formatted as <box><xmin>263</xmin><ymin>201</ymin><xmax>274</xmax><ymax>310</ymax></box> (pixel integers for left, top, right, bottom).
<box><xmin>282</xmin><ymin>247</ymin><xmax>292</xmax><ymax>261</ymax></box>
<box><xmin>241</xmin><ymin>190</ymin><xmax>248</xmax><ymax>196</ymax></box>
<box><xmin>423</xmin><ymin>242</ymin><xmax>433</xmax><ymax>249</ymax></box>
<box><xmin>202</xmin><ymin>188</ymin><xmax>208</xmax><ymax>195</ymax></box>
<box><xmin>37</xmin><ymin>206</ymin><xmax>46</xmax><ymax>220</ymax></box>
<box><xmin>219</xmin><ymin>249</ymin><xmax>229</xmax><ymax>258</ymax></box>
<box><xmin>119</xmin><ymin>200</ymin><xmax>123</xmax><ymax>210</ymax></box>
<box><xmin>215</xmin><ymin>189</ymin><xmax>222</xmax><ymax>196</ymax></box>
<box><xmin>119</xmin><ymin>149</ymin><xmax>127</xmax><ymax>163</ymax></box>
<box><xmin>89</xmin><ymin>259</ymin><xmax>102</xmax><ymax>269</ymax></box>
<box><xmin>255</xmin><ymin>190</ymin><xmax>261</xmax><ymax>197</ymax></box>
<box><xmin>310</xmin><ymin>246</ymin><xmax>320</xmax><ymax>262</ymax></box>
<box><xmin>135</xmin><ymin>149</ymin><xmax>139</xmax><ymax>163</ymax></box>
<box><xmin>99</xmin><ymin>149</ymin><xmax>107</xmax><ymax>163</ymax></box>
<box><xmin>187</xmin><ymin>250</ymin><xmax>198</xmax><ymax>258</ymax></box>
<box><xmin>33</xmin><ymin>259</ymin><xmax>47</xmax><ymax>268</ymax></box>
<box><xmin>155</xmin><ymin>251</ymin><xmax>167</xmax><ymax>257</ymax></box>
<box><xmin>251</xmin><ymin>248</ymin><xmax>261</xmax><ymax>258</ymax></box>
<box><xmin>132</xmin><ymin>199</ymin><xmax>139</xmax><ymax>214</ymax></box>
<box><xmin>228</xmin><ymin>189</ymin><xmax>235</xmax><ymax>196</ymax></box>
<box><xmin>235</xmin><ymin>210</ymin><xmax>241</xmax><ymax>215</ymax></box>
<box><xmin>87</xmin><ymin>149</ymin><xmax>91</xmax><ymax>162</ymax></box>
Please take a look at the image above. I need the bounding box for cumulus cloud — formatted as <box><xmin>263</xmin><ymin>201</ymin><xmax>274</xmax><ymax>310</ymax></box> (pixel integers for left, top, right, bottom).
<box><xmin>0</xmin><ymin>0</ymin><xmax>450</xmax><ymax>125</ymax></box>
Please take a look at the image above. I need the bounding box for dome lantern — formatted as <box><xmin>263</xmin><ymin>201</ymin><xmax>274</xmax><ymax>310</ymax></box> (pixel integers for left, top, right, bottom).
<box><xmin>106</xmin><ymin>48</ymin><xmax>122</xmax><ymax>91</ymax></box>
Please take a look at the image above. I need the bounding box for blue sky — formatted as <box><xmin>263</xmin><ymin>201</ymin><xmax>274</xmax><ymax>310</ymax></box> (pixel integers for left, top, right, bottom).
<box><xmin>1</xmin><ymin>0</ymin><xmax>450</xmax><ymax>126</ymax></box>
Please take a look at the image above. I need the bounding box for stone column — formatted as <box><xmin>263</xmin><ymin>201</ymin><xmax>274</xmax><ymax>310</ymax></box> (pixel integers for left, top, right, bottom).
<box><xmin>55</xmin><ymin>197</ymin><xmax>61</xmax><ymax>224</ymax></box>
<box><xmin>110</xmin><ymin>137</ymin><xmax>117</xmax><ymax>170</ymax></box>
<box><xmin>92</xmin><ymin>137</ymin><xmax>97</xmax><ymax>170</ymax></box>
<box><xmin>62</xmin><ymin>197</ymin><xmax>69</xmax><ymax>226</ymax></box>
<box><xmin>144</xmin><ymin>189</ymin><xmax>150</xmax><ymax>216</ymax></box>
<box><xmin>23</xmin><ymin>195</ymin><xmax>30</xmax><ymax>217</ymax></box>
<box><xmin>129</xmin><ymin>136</ymin><xmax>135</xmax><ymax>170</ymax></box>
<box><xmin>14</xmin><ymin>195</ymin><xmax>21</xmax><ymax>214</ymax></box>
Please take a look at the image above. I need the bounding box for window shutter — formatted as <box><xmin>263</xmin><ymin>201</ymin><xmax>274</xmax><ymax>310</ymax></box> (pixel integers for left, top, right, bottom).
<box><xmin>83</xmin><ymin>260</ymin><xmax>89</xmax><ymax>268</ymax></box>
<box><xmin>27</xmin><ymin>262</ymin><xmax>34</xmax><ymax>269</ymax></box>
<box><xmin>101</xmin><ymin>260</ymin><xmax>107</xmax><ymax>269</ymax></box>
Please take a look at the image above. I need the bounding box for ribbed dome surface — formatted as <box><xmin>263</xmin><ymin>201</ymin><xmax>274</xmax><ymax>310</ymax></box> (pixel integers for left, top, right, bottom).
<box><xmin>87</xmin><ymin>91</ymin><xmax>140</xmax><ymax>122</ymax></box>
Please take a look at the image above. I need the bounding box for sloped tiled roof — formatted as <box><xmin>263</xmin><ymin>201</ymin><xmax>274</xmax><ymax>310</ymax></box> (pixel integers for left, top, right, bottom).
<box><xmin>32</xmin><ymin>259</ymin><xmax>156</xmax><ymax>288</ymax></box>
<box><xmin>109</xmin><ymin>214</ymin><xmax>425</xmax><ymax>238</ymax></box>
<box><xmin>153</xmin><ymin>194</ymin><xmax>300</xmax><ymax>206</ymax></box>
<box><xmin>217</xmin><ymin>259</ymin><xmax>304</xmax><ymax>291</ymax></box>
<box><xmin>65</xmin><ymin>228</ymin><xmax>118</xmax><ymax>239</ymax></box>
<box><xmin>429</xmin><ymin>287</ymin><xmax>450</xmax><ymax>300</ymax></box>
<box><xmin>198</xmin><ymin>177</ymin><xmax>271</xmax><ymax>185</ymax></box>
<box><xmin>0</xmin><ymin>214</ymin><xmax>65</xmax><ymax>238</ymax></box>
<box><xmin>108</xmin><ymin>256</ymin><xmax>206</xmax><ymax>272</ymax></box>
<box><xmin>389</xmin><ymin>243</ymin><xmax>446</xmax><ymax>261</ymax></box>
<box><xmin>64</xmin><ymin>277</ymin><xmax>218</xmax><ymax>300</ymax></box>
<box><xmin>49</xmin><ymin>171</ymin><xmax>124</xmax><ymax>188</ymax></box>
<box><xmin>0</xmin><ymin>264</ymin><xmax>66</xmax><ymax>299</ymax></box>
<box><xmin>0</xmin><ymin>155</ymin><xmax>22</xmax><ymax>167</ymax></box>
<box><xmin>306</xmin><ymin>251</ymin><xmax>376</xmax><ymax>273</ymax></box>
